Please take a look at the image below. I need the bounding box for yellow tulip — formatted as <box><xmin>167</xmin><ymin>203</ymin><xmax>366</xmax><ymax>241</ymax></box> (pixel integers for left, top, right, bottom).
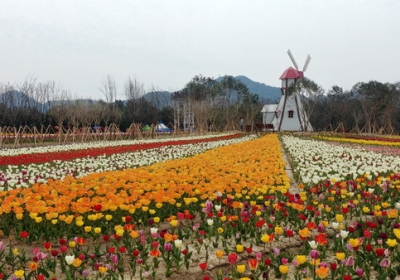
<box><xmin>99</xmin><ymin>266</ymin><xmax>108</xmax><ymax>274</ymax></box>
<box><xmin>14</xmin><ymin>270</ymin><xmax>24</xmax><ymax>278</ymax></box>
<box><xmin>274</xmin><ymin>226</ymin><xmax>283</xmax><ymax>235</ymax></box>
<box><xmin>336</xmin><ymin>252</ymin><xmax>345</xmax><ymax>261</ymax></box>
<box><xmin>394</xmin><ymin>228</ymin><xmax>400</xmax><ymax>239</ymax></box>
<box><xmin>94</xmin><ymin>227</ymin><xmax>102</xmax><ymax>234</ymax></box>
<box><xmin>237</xmin><ymin>264</ymin><xmax>246</xmax><ymax>274</ymax></box>
<box><xmin>216</xmin><ymin>250</ymin><xmax>224</xmax><ymax>258</ymax></box>
<box><xmin>295</xmin><ymin>255</ymin><xmax>306</xmax><ymax>264</ymax></box>
<box><xmin>279</xmin><ymin>265</ymin><xmax>289</xmax><ymax>274</ymax></box>
<box><xmin>261</xmin><ymin>234</ymin><xmax>270</xmax><ymax>243</ymax></box>
<box><xmin>335</xmin><ymin>214</ymin><xmax>344</xmax><ymax>223</ymax></box>
<box><xmin>349</xmin><ymin>238</ymin><xmax>359</xmax><ymax>248</ymax></box>
<box><xmin>170</xmin><ymin>220</ymin><xmax>179</xmax><ymax>227</ymax></box>
<box><xmin>386</xmin><ymin>239</ymin><xmax>397</xmax><ymax>247</ymax></box>
<box><xmin>84</xmin><ymin>226</ymin><xmax>92</xmax><ymax>233</ymax></box>
<box><xmin>236</xmin><ymin>244</ymin><xmax>244</xmax><ymax>253</ymax></box>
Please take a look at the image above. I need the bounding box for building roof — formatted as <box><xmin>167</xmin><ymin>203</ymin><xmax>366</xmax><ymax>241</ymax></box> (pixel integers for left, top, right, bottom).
<box><xmin>261</xmin><ymin>104</ymin><xmax>278</xmax><ymax>113</ymax></box>
<box><xmin>279</xmin><ymin>67</ymin><xmax>302</xmax><ymax>80</ymax></box>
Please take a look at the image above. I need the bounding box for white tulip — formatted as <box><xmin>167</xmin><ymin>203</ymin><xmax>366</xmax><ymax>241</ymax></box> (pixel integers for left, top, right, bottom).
<box><xmin>174</xmin><ymin>239</ymin><xmax>182</xmax><ymax>248</ymax></box>
<box><xmin>331</xmin><ymin>222</ymin><xmax>339</xmax><ymax>230</ymax></box>
<box><xmin>207</xmin><ymin>219</ymin><xmax>214</xmax><ymax>226</ymax></box>
<box><xmin>150</xmin><ymin>227</ymin><xmax>158</xmax><ymax>234</ymax></box>
<box><xmin>340</xmin><ymin>230</ymin><xmax>349</xmax><ymax>239</ymax></box>
<box><xmin>308</xmin><ymin>241</ymin><xmax>318</xmax><ymax>249</ymax></box>
<box><xmin>215</xmin><ymin>205</ymin><xmax>221</xmax><ymax>212</ymax></box>
<box><xmin>65</xmin><ymin>254</ymin><xmax>75</xmax><ymax>265</ymax></box>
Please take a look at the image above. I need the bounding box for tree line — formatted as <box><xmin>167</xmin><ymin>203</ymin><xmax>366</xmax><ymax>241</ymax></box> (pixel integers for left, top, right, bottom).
<box><xmin>0</xmin><ymin>74</ymin><xmax>399</xmax><ymax>133</ymax></box>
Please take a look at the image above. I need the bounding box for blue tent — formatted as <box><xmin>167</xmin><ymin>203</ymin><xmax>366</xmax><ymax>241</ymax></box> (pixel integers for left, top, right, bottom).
<box><xmin>156</xmin><ymin>122</ymin><xmax>171</xmax><ymax>132</ymax></box>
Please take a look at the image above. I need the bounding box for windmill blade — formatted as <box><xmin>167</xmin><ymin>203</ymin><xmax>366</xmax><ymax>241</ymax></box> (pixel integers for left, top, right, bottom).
<box><xmin>287</xmin><ymin>49</ymin><xmax>299</xmax><ymax>70</ymax></box>
<box><xmin>303</xmin><ymin>54</ymin><xmax>311</xmax><ymax>72</ymax></box>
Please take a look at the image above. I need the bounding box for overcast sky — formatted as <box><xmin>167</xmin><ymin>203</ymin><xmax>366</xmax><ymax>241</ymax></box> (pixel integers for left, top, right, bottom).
<box><xmin>1</xmin><ymin>0</ymin><xmax>399</xmax><ymax>100</ymax></box>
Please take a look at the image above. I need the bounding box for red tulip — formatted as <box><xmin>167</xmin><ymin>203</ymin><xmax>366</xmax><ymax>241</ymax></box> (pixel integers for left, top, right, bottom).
<box><xmin>20</xmin><ymin>231</ymin><xmax>29</xmax><ymax>239</ymax></box>
<box><xmin>199</xmin><ymin>262</ymin><xmax>207</xmax><ymax>271</ymax></box>
<box><xmin>132</xmin><ymin>250</ymin><xmax>140</xmax><ymax>257</ymax></box>
<box><xmin>59</xmin><ymin>238</ymin><xmax>67</xmax><ymax>245</ymax></box>
<box><xmin>330</xmin><ymin>263</ymin><xmax>337</xmax><ymax>270</ymax></box>
<box><xmin>51</xmin><ymin>250</ymin><xmax>59</xmax><ymax>257</ymax></box>
<box><xmin>77</xmin><ymin>237</ymin><xmax>85</xmax><ymax>245</ymax></box>
<box><xmin>228</xmin><ymin>253</ymin><xmax>238</xmax><ymax>265</ymax></box>
<box><xmin>60</xmin><ymin>246</ymin><xmax>68</xmax><ymax>254</ymax></box>
<box><xmin>93</xmin><ymin>204</ymin><xmax>102</xmax><ymax>212</ymax></box>
<box><xmin>375</xmin><ymin>248</ymin><xmax>385</xmax><ymax>257</ymax></box>
<box><xmin>44</xmin><ymin>242</ymin><xmax>52</xmax><ymax>250</ymax></box>
<box><xmin>285</xmin><ymin>229</ymin><xmax>294</xmax><ymax>237</ymax></box>
<box><xmin>108</xmin><ymin>247</ymin><xmax>116</xmax><ymax>254</ymax></box>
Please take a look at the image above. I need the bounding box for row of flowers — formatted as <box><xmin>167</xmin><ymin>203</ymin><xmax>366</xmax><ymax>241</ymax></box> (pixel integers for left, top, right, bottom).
<box><xmin>0</xmin><ymin>133</ymin><xmax>241</xmax><ymax>166</ymax></box>
<box><xmin>314</xmin><ymin>134</ymin><xmax>400</xmax><ymax>146</ymax></box>
<box><xmin>0</xmin><ymin>134</ymin><xmax>253</xmax><ymax>190</ymax></box>
<box><xmin>282</xmin><ymin>135</ymin><xmax>400</xmax><ymax>184</ymax></box>
<box><xmin>2</xmin><ymin>133</ymin><xmax>400</xmax><ymax>279</ymax></box>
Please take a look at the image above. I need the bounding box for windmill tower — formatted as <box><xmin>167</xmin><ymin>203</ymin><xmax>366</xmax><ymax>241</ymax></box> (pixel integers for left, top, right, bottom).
<box><xmin>261</xmin><ymin>49</ymin><xmax>313</xmax><ymax>131</ymax></box>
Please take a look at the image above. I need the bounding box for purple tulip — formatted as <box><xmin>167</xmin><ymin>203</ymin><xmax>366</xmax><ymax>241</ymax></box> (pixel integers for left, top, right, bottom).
<box><xmin>380</xmin><ymin>258</ymin><xmax>391</xmax><ymax>268</ymax></box>
<box><xmin>346</xmin><ymin>256</ymin><xmax>354</xmax><ymax>267</ymax></box>
<box><xmin>164</xmin><ymin>243</ymin><xmax>172</xmax><ymax>252</ymax></box>
<box><xmin>273</xmin><ymin>248</ymin><xmax>280</xmax><ymax>256</ymax></box>
<box><xmin>310</xmin><ymin>250</ymin><xmax>319</xmax><ymax>259</ymax></box>
<box><xmin>111</xmin><ymin>254</ymin><xmax>119</xmax><ymax>264</ymax></box>
<box><xmin>356</xmin><ymin>268</ymin><xmax>363</xmax><ymax>276</ymax></box>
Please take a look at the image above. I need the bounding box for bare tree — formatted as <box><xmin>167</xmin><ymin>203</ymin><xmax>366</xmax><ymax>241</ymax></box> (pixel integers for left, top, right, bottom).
<box><xmin>48</xmin><ymin>89</ymin><xmax>71</xmax><ymax>143</ymax></box>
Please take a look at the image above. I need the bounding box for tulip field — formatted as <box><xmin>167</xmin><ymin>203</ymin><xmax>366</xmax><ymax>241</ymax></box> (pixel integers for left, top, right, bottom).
<box><xmin>2</xmin><ymin>132</ymin><xmax>400</xmax><ymax>280</ymax></box>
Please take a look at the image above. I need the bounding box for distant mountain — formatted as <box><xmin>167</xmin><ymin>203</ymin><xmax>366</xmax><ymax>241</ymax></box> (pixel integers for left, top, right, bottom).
<box><xmin>0</xmin><ymin>76</ymin><xmax>280</xmax><ymax>112</ymax></box>
<box><xmin>216</xmin><ymin>75</ymin><xmax>281</xmax><ymax>102</ymax></box>
<box><xmin>142</xmin><ymin>91</ymin><xmax>172</xmax><ymax>109</ymax></box>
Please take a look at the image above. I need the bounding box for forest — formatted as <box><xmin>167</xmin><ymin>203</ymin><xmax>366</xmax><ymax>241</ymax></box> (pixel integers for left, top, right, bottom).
<box><xmin>0</xmin><ymin>75</ymin><xmax>399</xmax><ymax>134</ymax></box>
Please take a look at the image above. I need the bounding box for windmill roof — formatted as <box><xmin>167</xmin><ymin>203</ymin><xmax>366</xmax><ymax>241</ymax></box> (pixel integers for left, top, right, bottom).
<box><xmin>279</xmin><ymin>67</ymin><xmax>301</xmax><ymax>80</ymax></box>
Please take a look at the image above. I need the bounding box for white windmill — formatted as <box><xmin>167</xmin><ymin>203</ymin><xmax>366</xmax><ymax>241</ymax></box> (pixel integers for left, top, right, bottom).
<box><xmin>261</xmin><ymin>49</ymin><xmax>313</xmax><ymax>131</ymax></box>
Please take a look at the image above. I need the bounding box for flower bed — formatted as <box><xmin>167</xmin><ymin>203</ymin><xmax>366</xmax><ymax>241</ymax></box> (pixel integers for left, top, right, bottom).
<box><xmin>0</xmin><ymin>134</ymin><xmax>249</xmax><ymax>190</ymax></box>
<box><xmin>0</xmin><ymin>133</ymin><xmax>242</xmax><ymax>166</ymax></box>
<box><xmin>1</xmin><ymin>134</ymin><xmax>400</xmax><ymax>279</ymax></box>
